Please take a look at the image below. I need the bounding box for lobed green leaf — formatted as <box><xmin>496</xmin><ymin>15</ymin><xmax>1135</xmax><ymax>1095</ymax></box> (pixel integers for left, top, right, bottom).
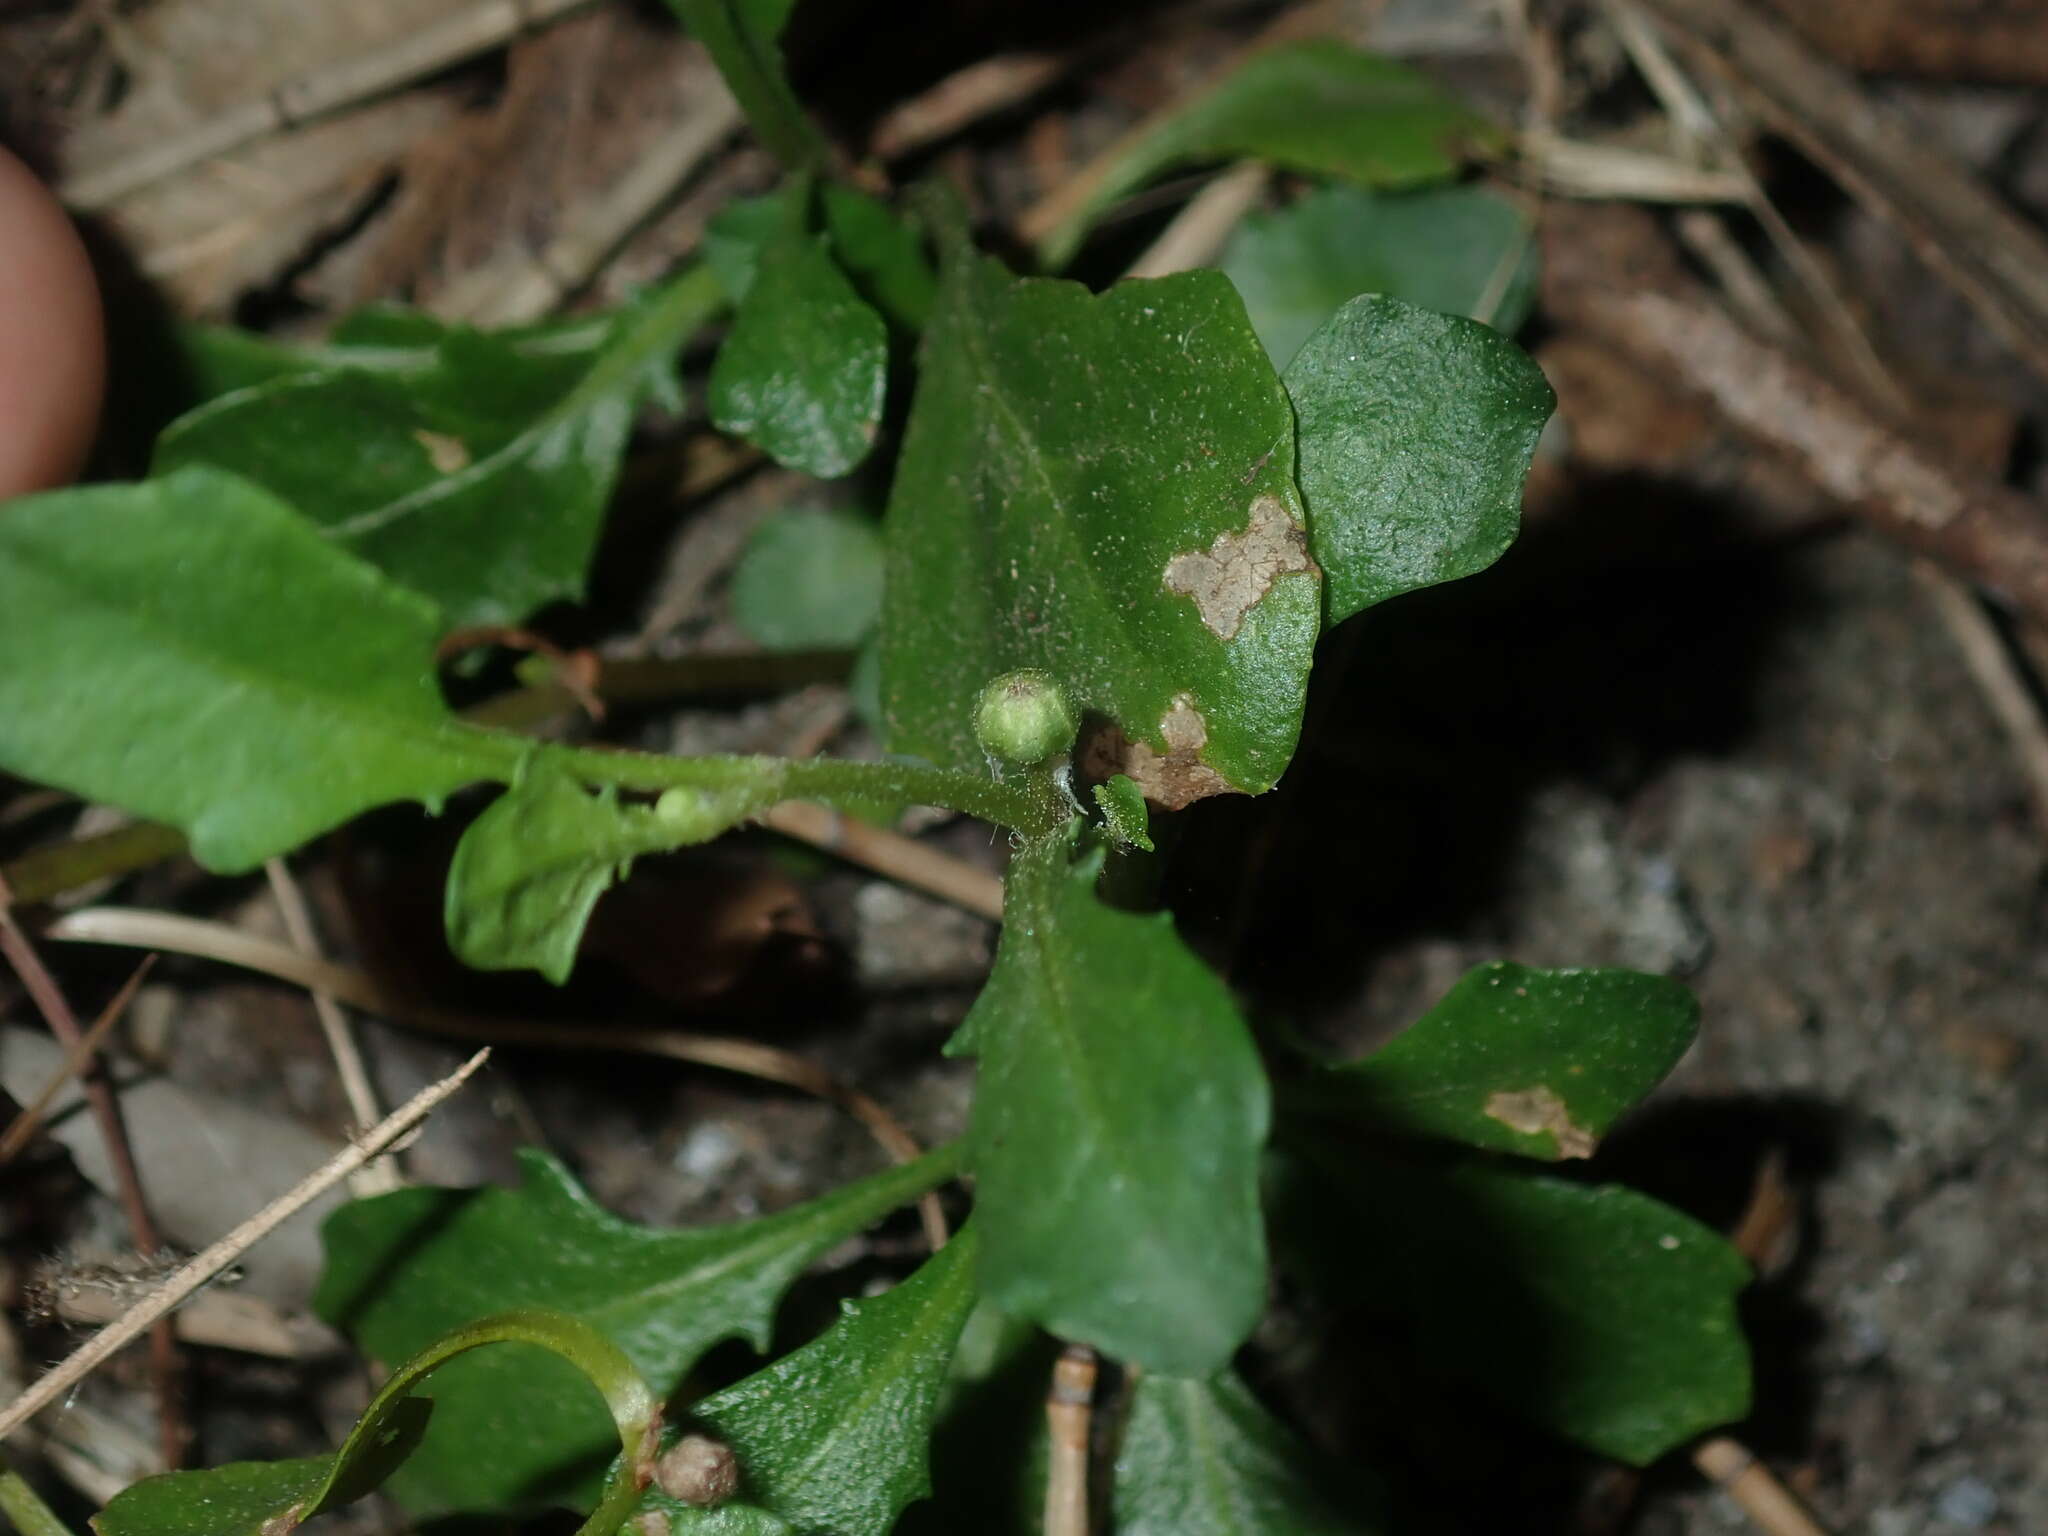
<box><xmin>155</xmin><ymin>266</ymin><xmax>722</xmax><ymax>627</ymax></box>
<box><xmin>444</xmin><ymin>763</ymin><xmax>764</xmax><ymax>982</ymax></box>
<box><xmin>1112</xmin><ymin>1370</ymin><xmax>1386</xmax><ymax>1535</ymax></box>
<box><xmin>0</xmin><ymin>466</ymin><xmax>522</xmax><ymax>872</ymax></box>
<box><xmin>949</xmin><ymin>830</ymin><xmax>1269</xmax><ymax>1375</ymax></box>
<box><xmin>1282</xmin><ymin>1144</ymin><xmax>1752</xmax><ymax>1464</ymax></box>
<box><xmin>649</xmin><ymin>1227</ymin><xmax>981</xmax><ymax>1535</ymax></box>
<box><xmin>882</xmin><ymin>244</ymin><xmax>1318</xmax><ymax>807</ymax></box>
<box><xmin>1036</xmin><ymin>41</ymin><xmax>1499</xmax><ymax>267</ymax></box>
<box><xmin>313</xmin><ymin>1144</ymin><xmax>959</xmax><ymax>1518</ymax></box>
<box><xmin>1285</xmin><ymin>294</ymin><xmax>1553</xmax><ymax>627</ymax></box>
<box><xmin>1298</xmin><ymin>962</ymin><xmax>1699</xmax><ymax>1160</ymax></box>
<box><xmin>1221</xmin><ymin>182</ymin><xmax>1538</xmax><ymax>368</ymax></box>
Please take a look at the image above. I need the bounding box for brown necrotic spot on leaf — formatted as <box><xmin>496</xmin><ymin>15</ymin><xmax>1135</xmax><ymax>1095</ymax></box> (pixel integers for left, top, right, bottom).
<box><xmin>655</xmin><ymin>1433</ymin><xmax>741</xmax><ymax>1508</ymax></box>
<box><xmin>1161</xmin><ymin>493</ymin><xmax>1318</xmax><ymax>640</ymax></box>
<box><xmin>1484</xmin><ymin>1087</ymin><xmax>1597</xmax><ymax>1159</ymax></box>
<box><xmin>412</xmin><ymin>429</ymin><xmax>471</xmax><ymax>474</ymax></box>
<box><xmin>1081</xmin><ymin>694</ymin><xmax>1234</xmax><ymax>811</ymax></box>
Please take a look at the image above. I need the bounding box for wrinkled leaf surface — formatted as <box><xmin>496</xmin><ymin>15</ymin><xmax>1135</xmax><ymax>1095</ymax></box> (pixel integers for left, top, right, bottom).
<box><xmin>1285</xmin><ymin>294</ymin><xmax>1552</xmax><ymax>626</ymax></box>
<box><xmin>882</xmin><ymin>248</ymin><xmax>1317</xmax><ymax>805</ymax></box>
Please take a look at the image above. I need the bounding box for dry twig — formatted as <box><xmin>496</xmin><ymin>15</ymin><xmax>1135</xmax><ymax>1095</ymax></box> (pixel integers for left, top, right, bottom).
<box><xmin>0</xmin><ymin>875</ymin><xmax>183</xmax><ymax>1464</ymax></box>
<box><xmin>1122</xmin><ymin>162</ymin><xmax>1270</xmax><ymax>280</ymax></box>
<box><xmin>0</xmin><ymin>1051</ymin><xmax>488</xmax><ymax>1446</ymax></box>
<box><xmin>39</xmin><ymin>907</ymin><xmax>952</xmax><ymax>1250</ymax></box>
<box><xmin>0</xmin><ymin>958</ymin><xmax>151</xmax><ymax>1167</ymax></box>
<box><xmin>1635</xmin><ymin>0</ymin><xmax>2048</xmax><ymax>389</ymax></box>
<box><xmin>264</xmin><ymin>858</ymin><xmax>397</xmax><ymax>1196</ymax></box>
<box><xmin>60</xmin><ymin>0</ymin><xmax>598</xmax><ymax>209</ymax></box>
<box><xmin>1692</xmin><ymin>1437</ymin><xmax>1830</xmax><ymax>1536</ymax></box>
<box><xmin>1542</xmin><ymin>207</ymin><xmax>2048</xmax><ymax>628</ymax></box>
<box><xmin>1043</xmin><ymin>1344</ymin><xmax>1098</xmax><ymax>1536</ymax></box>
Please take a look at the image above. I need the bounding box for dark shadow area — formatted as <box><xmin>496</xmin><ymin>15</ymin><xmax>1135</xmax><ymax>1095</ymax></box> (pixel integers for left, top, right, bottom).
<box><xmin>1267</xmin><ymin>1088</ymin><xmax>1845</xmax><ymax>1533</ymax></box>
<box><xmin>1163</xmin><ymin>475</ymin><xmax>1818</xmax><ymax>1021</ymax></box>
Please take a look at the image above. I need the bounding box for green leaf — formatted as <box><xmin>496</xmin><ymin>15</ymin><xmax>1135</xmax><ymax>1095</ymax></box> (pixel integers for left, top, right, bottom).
<box><xmin>1091</xmin><ymin>774</ymin><xmax>1154</xmax><ymax>851</ymax></box>
<box><xmin>649</xmin><ymin>1227</ymin><xmax>981</xmax><ymax>1535</ymax></box>
<box><xmin>949</xmin><ymin>830</ymin><xmax>1268</xmax><ymax>1375</ymax></box>
<box><xmin>730</xmin><ymin>508</ymin><xmax>885</xmax><ymax>650</ymax></box>
<box><xmin>667</xmin><ymin>0</ymin><xmax>825</xmax><ymax>169</ymax></box>
<box><xmin>708</xmin><ymin>186</ymin><xmax>934</xmax><ymax>332</ymax></box>
<box><xmin>1285</xmin><ymin>294</ymin><xmax>1552</xmax><ymax>627</ymax></box>
<box><xmin>174</xmin><ymin>309</ymin><xmax>613</xmax><ymax>400</ymax></box>
<box><xmin>0</xmin><ymin>466</ymin><xmax>522</xmax><ymax>872</ymax></box>
<box><xmin>881</xmin><ymin>247</ymin><xmax>1318</xmax><ymax>806</ymax></box>
<box><xmin>1112</xmin><ymin>1371</ymin><xmax>1386</xmax><ymax>1536</ymax></box>
<box><xmin>1298</xmin><ymin>962</ymin><xmax>1699</xmax><ymax>1161</ymax></box>
<box><xmin>96</xmin><ymin>1310</ymin><xmax>658</xmax><ymax>1536</ymax></box>
<box><xmin>313</xmin><ymin>1144</ymin><xmax>960</xmax><ymax>1518</ymax></box>
<box><xmin>1037</xmin><ymin>41</ymin><xmax>1499</xmax><ymax>267</ymax></box>
<box><xmin>445</xmin><ymin>763</ymin><xmax>764</xmax><ymax>982</ymax></box>
<box><xmin>155</xmin><ymin>266</ymin><xmax>723</xmax><ymax>627</ymax></box>
<box><xmin>1220</xmin><ymin>182</ymin><xmax>1538</xmax><ymax>368</ymax></box>
<box><xmin>1283</xmin><ymin>1145</ymin><xmax>1752</xmax><ymax>1464</ymax></box>
<box><xmin>896</xmin><ymin>1303</ymin><xmax>1056</xmax><ymax>1536</ymax></box>
<box><xmin>710</xmin><ymin>231</ymin><xmax>887</xmax><ymax>477</ymax></box>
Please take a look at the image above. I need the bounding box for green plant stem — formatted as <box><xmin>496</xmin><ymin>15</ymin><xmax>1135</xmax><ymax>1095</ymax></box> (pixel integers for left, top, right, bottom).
<box><xmin>315</xmin><ymin>1309</ymin><xmax>660</xmax><ymax>1536</ymax></box>
<box><xmin>668</xmin><ymin>0</ymin><xmax>827</xmax><ymax>170</ymax></box>
<box><xmin>544</xmin><ymin>741</ymin><xmax>1073</xmax><ymax>838</ymax></box>
<box><xmin>0</xmin><ymin>1460</ymin><xmax>81</xmax><ymax>1536</ymax></box>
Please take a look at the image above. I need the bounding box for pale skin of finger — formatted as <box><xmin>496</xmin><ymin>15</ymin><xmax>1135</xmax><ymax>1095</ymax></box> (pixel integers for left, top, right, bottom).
<box><xmin>0</xmin><ymin>145</ymin><xmax>106</xmax><ymax>497</ymax></box>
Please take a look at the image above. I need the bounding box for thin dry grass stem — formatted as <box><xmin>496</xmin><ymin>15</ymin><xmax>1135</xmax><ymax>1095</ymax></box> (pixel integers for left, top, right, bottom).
<box><xmin>265</xmin><ymin>858</ymin><xmax>400</xmax><ymax>1196</ymax></box>
<box><xmin>59</xmin><ymin>0</ymin><xmax>598</xmax><ymax>209</ymax></box>
<box><xmin>1691</xmin><ymin>1437</ymin><xmax>1831</xmax><ymax>1536</ymax></box>
<box><xmin>1598</xmin><ymin>4</ymin><xmax>2048</xmax><ymax>842</ymax></box>
<box><xmin>0</xmin><ymin>874</ymin><xmax>183</xmax><ymax>1465</ymax></box>
<box><xmin>1121</xmin><ymin>162</ymin><xmax>1269</xmax><ymax>279</ymax></box>
<box><xmin>868</xmin><ymin>52</ymin><xmax>1066</xmax><ymax>162</ymax></box>
<box><xmin>40</xmin><ymin>907</ymin><xmax>952</xmax><ymax>1251</ymax></box>
<box><xmin>758</xmin><ymin>802</ymin><xmax>1005</xmax><ymax>922</ymax></box>
<box><xmin>1042</xmin><ymin>1344</ymin><xmax>1098</xmax><ymax>1536</ymax></box>
<box><xmin>1635</xmin><ymin>0</ymin><xmax>2048</xmax><ymax>390</ymax></box>
<box><xmin>0</xmin><ymin>956</ymin><xmax>153</xmax><ymax>1167</ymax></box>
<box><xmin>0</xmin><ymin>1052</ymin><xmax>488</xmax><ymax>1448</ymax></box>
<box><xmin>1516</xmin><ymin>129</ymin><xmax>1750</xmax><ymax>203</ymax></box>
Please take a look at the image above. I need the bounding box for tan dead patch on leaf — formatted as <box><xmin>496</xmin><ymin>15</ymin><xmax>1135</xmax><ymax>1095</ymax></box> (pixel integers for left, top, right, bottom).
<box><xmin>1484</xmin><ymin>1086</ymin><xmax>1597</xmax><ymax>1159</ymax></box>
<box><xmin>654</xmin><ymin>1433</ymin><xmax>741</xmax><ymax>1508</ymax></box>
<box><xmin>259</xmin><ymin>1504</ymin><xmax>308</xmax><ymax>1536</ymax></box>
<box><xmin>1080</xmin><ymin>694</ymin><xmax>1233</xmax><ymax>810</ymax></box>
<box><xmin>413</xmin><ymin>429</ymin><xmax>471</xmax><ymax>473</ymax></box>
<box><xmin>1161</xmin><ymin>493</ymin><xmax>1318</xmax><ymax>640</ymax></box>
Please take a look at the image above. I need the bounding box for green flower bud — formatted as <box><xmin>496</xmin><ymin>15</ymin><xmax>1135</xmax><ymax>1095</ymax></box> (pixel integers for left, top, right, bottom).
<box><xmin>973</xmin><ymin>669</ymin><xmax>1077</xmax><ymax>765</ymax></box>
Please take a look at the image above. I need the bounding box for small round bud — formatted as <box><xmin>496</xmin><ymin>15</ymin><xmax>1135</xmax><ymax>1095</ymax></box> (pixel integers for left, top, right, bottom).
<box><xmin>655</xmin><ymin>1433</ymin><xmax>740</xmax><ymax>1508</ymax></box>
<box><xmin>973</xmin><ymin>669</ymin><xmax>1077</xmax><ymax>765</ymax></box>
